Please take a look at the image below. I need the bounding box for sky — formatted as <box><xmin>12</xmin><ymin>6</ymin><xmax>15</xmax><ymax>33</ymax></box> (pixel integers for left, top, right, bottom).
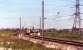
<box><xmin>0</xmin><ymin>0</ymin><xmax>83</xmax><ymax>29</ymax></box>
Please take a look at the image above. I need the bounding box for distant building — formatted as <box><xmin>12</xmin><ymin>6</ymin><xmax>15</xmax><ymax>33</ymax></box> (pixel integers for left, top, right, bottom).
<box><xmin>62</xmin><ymin>29</ymin><xmax>72</xmax><ymax>32</ymax></box>
<box><xmin>44</xmin><ymin>28</ymin><xmax>56</xmax><ymax>32</ymax></box>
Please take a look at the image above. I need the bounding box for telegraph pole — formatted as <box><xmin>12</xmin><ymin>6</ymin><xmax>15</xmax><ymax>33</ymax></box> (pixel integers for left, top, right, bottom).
<box><xmin>40</xmin><ymin>17</ymin><xmax>41</xmax><ymax>31</ymax></box>
<box><xmin>42</xmin><ymin>0</ymin><xmax>44</xmax><ymax>36</ymax></box>
<box><xmin>20</xmin><ymin>16</ymin><xmax>22</xmax><ymax>31</ymax></box>
<box><xmin>72</xmin><ymin>0</ymin><xmax>81</xmax><ymax>34</ymax></box>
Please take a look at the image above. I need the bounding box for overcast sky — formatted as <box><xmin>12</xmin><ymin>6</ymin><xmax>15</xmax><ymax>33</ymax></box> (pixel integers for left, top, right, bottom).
<box><xmin>0</xmin><ymin>0</ymin><xmax>83</xmax><ymax>29</ymax></box>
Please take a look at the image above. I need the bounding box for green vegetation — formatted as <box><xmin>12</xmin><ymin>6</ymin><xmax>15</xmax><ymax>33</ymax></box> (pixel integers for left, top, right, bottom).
<box><xmin>0</xmin><ymin>30</ymin><xmax>83</xmax><ymax>50</ymax></box>
<box><xmin>0</xmin><ymin>39</ymin><xmax>55</xmax><ymax>50</ymax></box>
<box><xmin>0</xmin><ymin>31</ymin><xmax>55</xmax><ymax>50</ymax></box>
<box><xmin>43</xmin><ymin>32</ymin><xmax>83</xmax><ymax>42</ymax></box>
<box><xmin>8</xmin><ymin>39</ymin><xmax>55</xmax><ymax>50</ymax></box>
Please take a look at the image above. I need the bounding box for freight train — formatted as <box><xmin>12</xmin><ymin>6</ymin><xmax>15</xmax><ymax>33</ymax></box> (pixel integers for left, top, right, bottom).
<box><xmin>14</xmin><ymin>29</ymin><xmax>41</xmax><ymax>37</ymax></box>
<box><xmin>25</xmin><ymin>29</ymin><xmax>41</xmax><ymax>36</ymax></box>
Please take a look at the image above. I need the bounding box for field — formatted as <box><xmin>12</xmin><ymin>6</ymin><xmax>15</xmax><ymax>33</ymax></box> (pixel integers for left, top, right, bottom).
<box><xmin>0</xmin><ymin>31</ymin><xmax>55</xmax><ymax>50</ymax></box>
<box><xmin>0</xmin><ymin>30</ymin><xmax>83</xmax><ymax>50</ymax></box>
<box><xmin>43</xmin><ymin>32</ymin><xmax>83</xmax><ymax>42</ymax></box>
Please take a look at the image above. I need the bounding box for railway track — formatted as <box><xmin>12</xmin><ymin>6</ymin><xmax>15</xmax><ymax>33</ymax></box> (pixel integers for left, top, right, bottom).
<box><xmin>25</xmin><ymin>35</ymin><xmax>83</xmax><ymax>47</ymax></box>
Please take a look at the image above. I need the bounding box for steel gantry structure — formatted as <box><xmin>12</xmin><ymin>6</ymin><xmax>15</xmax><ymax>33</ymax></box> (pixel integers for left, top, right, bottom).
<box><xmin>72</xmin><ymin>0</ymin><xmax>81</xmax><ymax>34</ymax></box>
